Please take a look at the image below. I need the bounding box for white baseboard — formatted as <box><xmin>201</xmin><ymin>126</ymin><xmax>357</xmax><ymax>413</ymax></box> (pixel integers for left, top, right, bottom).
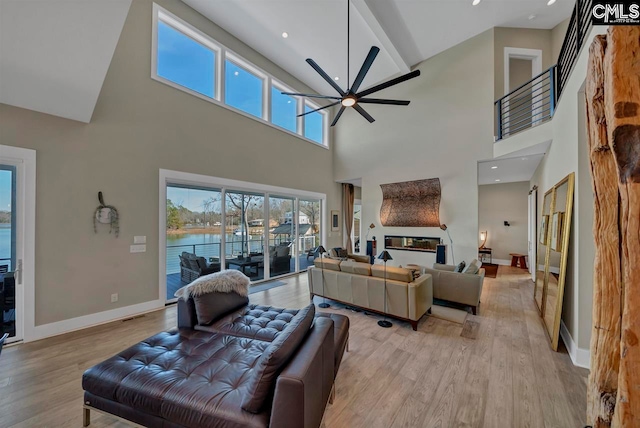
<box><xmin>560</xmin><ymin>320</ymin><xmax>590</xmax><ymax>369</ymax></box>
<box><xmin>492</xmin><ymin>258</ymin><xmax>512</xmax><ymax>266</ymax></box>
<box><xmin>25</xmin><ymin>299</ymin><xmax>165</xmax><ymax>343</ymax></box>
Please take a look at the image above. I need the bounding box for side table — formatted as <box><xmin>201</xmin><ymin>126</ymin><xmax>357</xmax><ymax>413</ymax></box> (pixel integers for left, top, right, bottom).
<box><xmin>478</xmin><ymin>247</ymin><xmax>492</xmax><ymax>264</ymax></box>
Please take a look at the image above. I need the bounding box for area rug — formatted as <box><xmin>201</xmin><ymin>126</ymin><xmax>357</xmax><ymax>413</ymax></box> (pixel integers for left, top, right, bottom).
<box><xmin>249</xmin><ymin>280</ymin><xmax>287</xmax><ymax>294</ymax></box>
<box><xmin>483</xmin><ymin>263</ymin><xmax>499</xmax><ymax>278</ymax></box>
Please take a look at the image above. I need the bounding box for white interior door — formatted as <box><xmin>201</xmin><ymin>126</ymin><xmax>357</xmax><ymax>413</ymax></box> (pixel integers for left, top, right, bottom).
<box><xmin>0</xmin><ymin>145</ymin><xmax>36</xmax><ymax>344</ymax></box>
<box><xmin>528</xmin><ymin>189</ymin><xmax>537</xmax><ymax>282</ymax></box>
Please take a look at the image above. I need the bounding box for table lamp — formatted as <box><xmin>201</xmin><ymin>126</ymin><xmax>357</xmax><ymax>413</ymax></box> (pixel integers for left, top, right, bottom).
<box><xmin>479</xmin><ymin>231</ymin><xmax>488</xmax><ymax>249</ymax></box>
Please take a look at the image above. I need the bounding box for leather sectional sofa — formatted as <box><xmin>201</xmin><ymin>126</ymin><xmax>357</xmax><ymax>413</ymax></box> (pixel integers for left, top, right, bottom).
<box><xmin>82</xmin><ymin>295</ymin><xmax>349</xmax><ymax>428</ymax></box>
<box><xmin>308</xmin><ymin>258</ymin><xmax>433</xmax><ymax>330</ymax></box>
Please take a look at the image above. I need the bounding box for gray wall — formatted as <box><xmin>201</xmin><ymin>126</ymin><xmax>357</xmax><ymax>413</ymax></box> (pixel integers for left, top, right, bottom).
<box><xmin>478</xmin><ymin>182</ymin><xmax>529</xmax><ymax>262</ymax></box>
<box><xmin>333</xmin><ymin>30</ymin><xmax>495</xmax><ymax>268</ymax></box>
<box><xmin>0</xmin><ymin>0</ymin><xmax>341</xmax><ymax>326</ymax></box>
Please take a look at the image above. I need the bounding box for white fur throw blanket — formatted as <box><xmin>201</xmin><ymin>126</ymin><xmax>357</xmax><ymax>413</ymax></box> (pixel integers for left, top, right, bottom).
<box><xmin>174</xmin><ymin>269</ymin><xmax>250</xmax><ymax>300</ymax></box>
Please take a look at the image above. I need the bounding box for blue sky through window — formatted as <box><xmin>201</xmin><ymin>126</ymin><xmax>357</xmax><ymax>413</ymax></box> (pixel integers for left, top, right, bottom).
<box><xmin>225</xmin><ymin>61</ymin><xmax>263</xmax><ymax>118</ymax></box>
<box><xmin>157</xmin><ymin>21</ymin><xmax>215</xmax><ymax>98</ymax></box>
<box><xmin>0</xmin><ymin>170</ymin><xmax>11</xmax><ymax>212</ymax></box>
<box><xmin>271</xmin><ymin>87</ymin><xmax>297</xmax><ymax>132</ymax></box>
<box><xmin>167</xmin><ymin>187</ymin><xmax>221</xmax><ymax>213</ymax></box>
<box><xmin>304</xmin><ymin>105</ymin><xmax>324</xmax><ymax>144</ymax></box>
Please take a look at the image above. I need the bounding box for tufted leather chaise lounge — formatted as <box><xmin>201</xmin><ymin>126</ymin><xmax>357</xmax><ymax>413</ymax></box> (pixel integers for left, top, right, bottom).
<box><xmin>82</xmin><ymin>298</ymin><xmax>349</xmax><ymax>428</ymax></box>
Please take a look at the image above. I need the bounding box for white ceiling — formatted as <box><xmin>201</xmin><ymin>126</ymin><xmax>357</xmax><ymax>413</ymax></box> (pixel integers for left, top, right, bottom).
<box><xmin>478</xmin><ymin>153</ymin><xmax>545</xmax><ymax>185</ymax></box>
<box><xmin>183</xmin><ymin>0</ymin><xmax>574</xmax><ymax>94</ymax></box>
<box><xmin>0</xmin><ymin>0</ymin><xmax>132</xmax><ymax>123</ymax></box>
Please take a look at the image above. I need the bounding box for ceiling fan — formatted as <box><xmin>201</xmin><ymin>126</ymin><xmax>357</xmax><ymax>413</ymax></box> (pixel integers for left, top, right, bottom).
<box><xmin>282</xmin><ymin>0</ymin><xmax>420</xmax><ymax>126</ymax></box>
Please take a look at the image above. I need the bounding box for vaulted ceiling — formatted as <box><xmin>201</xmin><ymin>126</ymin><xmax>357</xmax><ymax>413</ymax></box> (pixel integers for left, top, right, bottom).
<box><xmin>183</xmin><ymin>0</ymin><xmax>574</xmax><ymax>94</ymax></box>
<box><xmin>0</xmin><ymin>0</ymin><xmax>573</xmax><ymax>124</ymax></box>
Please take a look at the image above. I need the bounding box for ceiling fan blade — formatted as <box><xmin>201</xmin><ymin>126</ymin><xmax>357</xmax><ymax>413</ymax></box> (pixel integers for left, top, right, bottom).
<box><xmin>281</xmin><ymin>92</ymin><xmax>342</xmax><ymax>100</ymax></box>
<box><xmin>356</xmin><ymin>69</ymin><xmax>421</xmax><ymax>98</ymax></box>
<box><xmin>306</xmin><ymin>58</ymin><xmax>345</xmax><ymax>96</ymax></box>
<box><xmin>297</xmin><ymin>101</ymin><xmax>340</xmax><ymax>117</ymax></box>
<box><xmin>350</xmin><ymin>46</ymin><xmax>380</xmax><ymax>94</ymax></box>
<box><xmin>358</xmin><ymin>98</ymin><xmax>410</xmax><ymax>106</ymax></box>
<box><xmin>353</xmin><ymin>104</ymin><xmax>375</xmax><ymax>123</ymax></box>
<box><xmin>331</xmin><ymin>106</ymin><xmax>346</xmax><ymax>126</ymax></box>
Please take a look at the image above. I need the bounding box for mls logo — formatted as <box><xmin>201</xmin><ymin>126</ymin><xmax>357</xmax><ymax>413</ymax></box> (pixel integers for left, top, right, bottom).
<box><xmin>592</xmin><ymin>1</ymin><xmax>640</xmax><ymax>24</ymax></box>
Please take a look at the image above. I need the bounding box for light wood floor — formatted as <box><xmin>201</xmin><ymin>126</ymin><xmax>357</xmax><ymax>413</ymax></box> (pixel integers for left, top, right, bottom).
<box><xmin>0</xmin><ymin>266</ymin><xmax>588</xmax><ymax>427</ymax></box>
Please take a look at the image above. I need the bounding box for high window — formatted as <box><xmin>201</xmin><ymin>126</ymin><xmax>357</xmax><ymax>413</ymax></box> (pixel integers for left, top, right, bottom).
<box><xmin>152</xmin><ymin>4</ymin><xmax>328</xmax><ymax>146</ymax></box>
<box><xmin>304</xmin><ymin>103</ymin><xmax>325</xmax><ymax>144</ymax></box>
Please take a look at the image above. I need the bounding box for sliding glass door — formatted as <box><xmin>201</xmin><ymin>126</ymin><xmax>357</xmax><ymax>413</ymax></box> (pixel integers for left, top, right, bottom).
<box><xmin>162</xmin><ymin>174</ymin><xmax>324</xmax><ymax>303</ymax></box>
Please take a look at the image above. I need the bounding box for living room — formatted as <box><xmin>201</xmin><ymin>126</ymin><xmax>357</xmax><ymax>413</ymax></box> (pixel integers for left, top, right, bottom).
<box><xmin>1</xmin><ymin>0</ymin><xmax>637</xmax><ymax>426</ymax></box>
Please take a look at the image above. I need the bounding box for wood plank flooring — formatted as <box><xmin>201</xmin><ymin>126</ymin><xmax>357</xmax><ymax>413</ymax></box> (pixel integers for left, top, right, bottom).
<box><xmin>0</xmin><ymin>266</ymin><xmax>588</xmax><ymax>427</ymax></box>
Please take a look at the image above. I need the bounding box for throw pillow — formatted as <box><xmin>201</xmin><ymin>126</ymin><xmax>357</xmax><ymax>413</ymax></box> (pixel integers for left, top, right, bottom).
<box><xmin>193</xmin><ymin>291</ymin><xmax>249</xmax><ymax>326</ymax></box>
<box><xmin>174</xmin><ymin>269</ymin><xmax>250</xmax><ymax>299</ymax></box>
<box><xmin>464</xmin><ymin>261</ymin><xmax>480</xmax><ymax>275</ymax></box>
<box><xmin>454</xmin><ymin>261</ymin><xmax>466</xmax><ymax>273</ymax></box>
<box><xmin>242</xmin><ymin>304</ymin><xmax>316</xmax><ymax>413</ymax></box>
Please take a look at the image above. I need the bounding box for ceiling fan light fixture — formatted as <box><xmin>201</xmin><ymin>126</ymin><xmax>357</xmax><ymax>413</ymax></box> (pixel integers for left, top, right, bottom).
<box><xmin>282</xmin><ymin>32</ymin><xmax>289</xmax><ymax>38</ymax></box>
<box><xmin>472</xmin><ymin>0</ymin><xmax>481</xmax><ymax>5</ymax></box>
<box><xmin>341</xmin><ymin>96</ymin><xmax>357</xmax><ymax>107</ymax></box>
<box><xmin>547</xmin><ymin>0</ymin><xmax>556</xmax><ymax>5</ymax></box>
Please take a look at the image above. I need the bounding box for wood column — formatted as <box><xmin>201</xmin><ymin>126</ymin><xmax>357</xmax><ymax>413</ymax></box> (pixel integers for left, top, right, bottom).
<box><xmin>586</xmin><ymin>27</ymin><xmax>640</xmax><ymax>428</ymax></box>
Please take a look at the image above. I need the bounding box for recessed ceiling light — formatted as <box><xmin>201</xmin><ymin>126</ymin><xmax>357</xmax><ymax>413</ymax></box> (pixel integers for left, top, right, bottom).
<box><xmin>521</xmin><ymin>157</ymin><xmax>528</xmax><ymax>160</ymax></box>
<box><xmin>334</xmin><ymin>76</ymin><xmax>340</xmax><ymax>81</ymax></box>
<box><xmin>528</xmin><ymin>14</ymin><xmax>537</xmax><ymax>20</ymax></box>
<box><xmin>282</xmin><ymin>32</ymin><xmax>289</xmax><ymax>38</ymax></box>
<box><xmin>495</xmin><ymin>179</ymin><xmax>501</xmax><ymax>182</ymax></box>
<box><xmin>472</xmin><ymin>0</ymin><xmax>481</xmax><ymax>5</ymax></box>
<box><xmin>287</xmin><ymin>100</ymin><xmax>291</xmax><ymax>104</ymax></box>
<box><xmin>547</xmin><ymin>0</ymin><xmax>556</xmax><ymax>5</ymax></box>
<box><xmin>234</xmin><ymin>71</ymin><xmax>239</xmax><ymax>76</ymax></box>
<box><xmin>491</xmin><ymin>166</ymin><xmax>498</xmax><ymax>169</ymax></box>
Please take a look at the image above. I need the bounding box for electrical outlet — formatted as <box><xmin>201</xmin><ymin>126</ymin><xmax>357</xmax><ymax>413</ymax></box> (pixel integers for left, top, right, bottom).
<box><xmin>111</xmin><ymin>293</ymin><xmax>118</xmax><ymax>303</ymax></box>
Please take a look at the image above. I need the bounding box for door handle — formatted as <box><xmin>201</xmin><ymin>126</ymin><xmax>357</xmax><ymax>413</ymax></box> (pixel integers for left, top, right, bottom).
<box><xmin>15</xmin><ymin>259</ymin><xmax>22</xmax><ymax>284</ymax></box>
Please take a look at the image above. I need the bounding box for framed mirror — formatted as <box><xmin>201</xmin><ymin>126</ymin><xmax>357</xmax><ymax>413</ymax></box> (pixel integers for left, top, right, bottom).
<box><xmin>534</xmin><ymin>189</ymin><xmax>553</xmax><ymax>313</ymax></box>
<box><xmin>543</xmin><ymin>173</ymin><xmax>574</xmax><ymax>350</ymax></box>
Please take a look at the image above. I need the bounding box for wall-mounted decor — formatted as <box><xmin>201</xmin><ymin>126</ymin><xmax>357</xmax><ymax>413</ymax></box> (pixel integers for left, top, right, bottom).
<box><xmin>379</xmin><ymin>178</ymin><xmax>441</xmax><ymax>227</ymax></box>
<box><xmin>384</xmin><ymin>235</ymin><xmax>440</xmax><ymax>253</ymax></box>
<box><xmin>331</xmin><ymin>210</ymin><xmax>340</xmax><ymax>232</ymax></box>
<box><xmin>94</xmin><ymin>191</ymin><xmax>119</xmax><ymax>237</ymax></box>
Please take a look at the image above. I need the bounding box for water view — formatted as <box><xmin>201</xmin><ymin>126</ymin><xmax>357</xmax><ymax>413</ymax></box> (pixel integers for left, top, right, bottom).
<box><xmin>0</xmin><ymin>226</ymin><xmax>11</xmax><ymax>270</ymax></box>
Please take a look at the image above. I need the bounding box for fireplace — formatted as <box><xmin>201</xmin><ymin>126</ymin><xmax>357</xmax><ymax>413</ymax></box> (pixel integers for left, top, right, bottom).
<box><xmin>384</xmin><ymin>235</ymin><xmax>441</xmax><ymax>253</ymax></box>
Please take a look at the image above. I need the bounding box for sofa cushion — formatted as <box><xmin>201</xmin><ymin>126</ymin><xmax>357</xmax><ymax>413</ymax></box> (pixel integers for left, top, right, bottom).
<box><xmin>198</xmin><ymin>304</ymin><xmax>301</xmax><ymax>342</ymax></box>
<box><xmin>242</xmin><ymin>304</ymin><xmax>315</xmax><ymax>413</ymax></box>
<box><xmin>275</xmin><ymin>245</ymin><xmax>290</xmax><ymax>257</ymax></box>
<box><xmin>331</xmin><ymin>248</ymin><xmax>348</xmax><ymax>258</ymax></box>
<box><xmin>340</xmin><ymin>260</ymin><xmax>371</xmax><ymax>276</ymax></box>
<box><xmin>186</xmin><ymin>254</ymin><xmax>201</xmax><ymax>271</ymax></box>
<box><xmin>314</xmin><ymin>257</ymin><xmax>341</xmax><ymax>271</ymax></box>
<box><xmin>454</xmin><ymin>261</ymin><xmax>466</xmax><ymax>273</ymax></box>
<box><xmin>371</xmin><ymin>265</ymin><xmax>413</xmax><ymax>282</ymax></box>
<box><xmin>192</xmin><ymin>292</ymin><xmax>249</xmax><ymax>326</ymax></box>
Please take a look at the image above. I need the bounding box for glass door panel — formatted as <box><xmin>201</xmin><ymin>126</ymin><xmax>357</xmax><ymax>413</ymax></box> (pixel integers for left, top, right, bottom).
<box><xmin>225</xmin><ymin>192</ymin><xmax>265</xmax><ymax>280</ymax></box>
<box><xmin>299</xmin><ymin>199</ymin><xmax>321</xmax><ymax>270</ymax></box>
<box><xmin>0</xmin><ymin>166</ymin><xmax>16</xmax><ymax>339</ymax></box>
<box><xmin>166</xmin><ymin>185</ymin><xmax>222</xmax><ymax>302</ymax></box>
<box><xmin>268</xmin><ymin>196</ymin><xmax>295</xmax><ymax>278</ymax></box>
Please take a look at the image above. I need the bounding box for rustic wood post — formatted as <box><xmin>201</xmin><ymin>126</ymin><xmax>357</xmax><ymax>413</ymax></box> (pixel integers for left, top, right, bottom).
<box><xmin>586</xmin><ymin>26</ymin><xmax>640</xmax><ymax>428</ymax></box>
<box><xmin>604</xmin><ymin>26</ymin><xmax>640</xmax><ymax>428</ymax></box>
<box><xmin>585</xmin><ymin>34</ymin><xmax>621</xmax><ymax>428</ymax></box>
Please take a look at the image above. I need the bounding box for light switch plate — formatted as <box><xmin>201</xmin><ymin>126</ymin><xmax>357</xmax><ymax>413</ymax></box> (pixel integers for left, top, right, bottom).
<box><xmin>130</xmin><ymin>244</ymin><xmax>146</xmax><ymax>253</ymax></box>
<box><xmin>134</xmin><ymin>236</ymin><xmax>146</xmax><ymax>244</ymax></box>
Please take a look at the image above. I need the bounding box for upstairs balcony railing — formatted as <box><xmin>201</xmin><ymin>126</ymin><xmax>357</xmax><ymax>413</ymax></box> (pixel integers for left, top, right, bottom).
<box><xmin>495</xmin><ymin>0</ymin><xmax>593</xmax><ymax>141</ymax></box>
<box><xmin>495</xmin><ymin>66</ymin><xmax>557</xmax><ymax>140</ymax></box>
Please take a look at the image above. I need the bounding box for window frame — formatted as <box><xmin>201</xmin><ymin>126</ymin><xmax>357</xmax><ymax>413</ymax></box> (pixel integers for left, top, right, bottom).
<box><xmin>303</xmin><ymin>100</ymin><xmax>328</xmax><ymax>146</ymax></box>
<box><xmin>151</xmin><ymin>3</ymin><xmax>329</xmax><ymax>149</ymax></box>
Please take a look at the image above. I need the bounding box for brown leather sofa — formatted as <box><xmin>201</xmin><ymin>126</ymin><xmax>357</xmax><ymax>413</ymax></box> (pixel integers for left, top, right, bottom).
<box><xmin>82</xmin><ymin>297</ymin><xmax>349</xmax><ymax>428</ymax></box>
